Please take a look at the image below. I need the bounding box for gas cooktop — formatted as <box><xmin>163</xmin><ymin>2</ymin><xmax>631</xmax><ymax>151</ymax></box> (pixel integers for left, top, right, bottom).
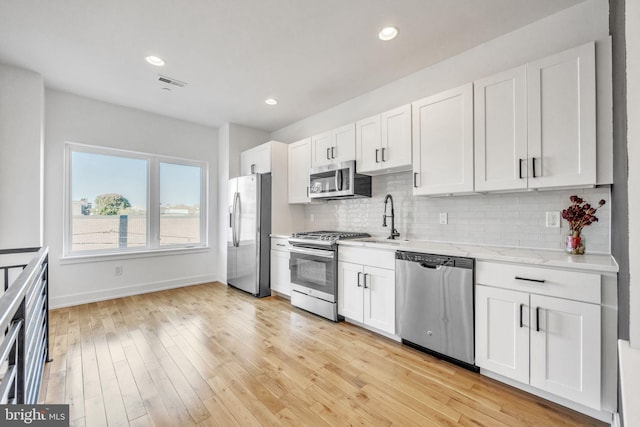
<box><xmin>289</xmin><ymin>231</ymin><xmax>371</xmax><ymax>246</ymax></box>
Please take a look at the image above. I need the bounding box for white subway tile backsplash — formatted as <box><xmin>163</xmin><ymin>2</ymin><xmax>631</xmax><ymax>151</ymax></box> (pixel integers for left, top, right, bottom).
<box><xmin>303</xmin><ymin>171</ymin><xmax>612</xmax><ymax>254</ymax></box>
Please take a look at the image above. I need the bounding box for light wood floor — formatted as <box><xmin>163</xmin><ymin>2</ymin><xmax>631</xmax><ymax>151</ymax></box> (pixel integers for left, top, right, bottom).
<box><xmin>40</xmin><ymin>282</ymin><xmax>605</xmax><ymax>426</ymax></box>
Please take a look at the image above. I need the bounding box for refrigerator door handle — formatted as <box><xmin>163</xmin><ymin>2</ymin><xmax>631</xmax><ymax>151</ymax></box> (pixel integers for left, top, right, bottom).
<box><xmin>232</xmin><ymin>192</ymin><xmax>240</xmax><ymax>247</ymax></box>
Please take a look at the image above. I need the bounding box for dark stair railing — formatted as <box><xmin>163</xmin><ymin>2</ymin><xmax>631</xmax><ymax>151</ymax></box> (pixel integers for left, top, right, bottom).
<box><xmin>0</xmin><ymin>247</ymin><xmax>50</xmax><ymax>404</ymax></box>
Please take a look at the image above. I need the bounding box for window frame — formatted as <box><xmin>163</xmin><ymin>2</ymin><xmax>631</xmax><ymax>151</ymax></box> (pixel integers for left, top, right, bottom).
<box><xmin>63</xmin><ymin>142</ymin><xmax>208</xmax><ymax>257</ymax></box>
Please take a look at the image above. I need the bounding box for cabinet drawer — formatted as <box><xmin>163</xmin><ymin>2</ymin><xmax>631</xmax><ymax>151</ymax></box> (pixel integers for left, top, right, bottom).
<box><xmin>271</xmin><ymin>237</ymin><xmax>290</xmax><ymax>251</ymax></box>
<box><xmin>339</xmin><ymin>246</ymin><xmax>395</xmax><ymax>270</ymax></box>
<box><xmin>476</xmin><ymin>261</ymin><xmax>600</xmax><ymax>304</ymax></box>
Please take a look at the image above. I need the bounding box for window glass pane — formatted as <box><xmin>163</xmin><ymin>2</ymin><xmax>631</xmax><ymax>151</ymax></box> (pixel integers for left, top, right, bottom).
<box><xmin>159</xmin><ymin>162</ymin><xmax>201</xmax><ymax>246</ymax></box>
<box><xmin>71</xmin><ymin>151</ymin><xmax>148</xmax><ymax>252</ymax></box>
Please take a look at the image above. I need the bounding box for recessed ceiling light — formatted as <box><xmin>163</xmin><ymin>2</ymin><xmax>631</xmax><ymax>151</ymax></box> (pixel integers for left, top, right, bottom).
<box><xmin>265</xmin><ymin>98</ymin><xmax>278</xmax><ymax>106</ymax></box>
<box><xmin>378</xmin><ymin>26</ymin><xmax>398</xmax><ymax>41</ymax></box>
<box><xmin>145</xmin><ymin>55</ymin><xmax>165</xmax><ymax>66</ymax></box>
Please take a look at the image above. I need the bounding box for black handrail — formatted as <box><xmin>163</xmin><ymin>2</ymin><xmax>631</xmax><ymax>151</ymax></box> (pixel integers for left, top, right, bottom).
<box><xmin>0</xmin><ymin>247</ymin><xmax>49</xmax><ymax>404</ymax></box>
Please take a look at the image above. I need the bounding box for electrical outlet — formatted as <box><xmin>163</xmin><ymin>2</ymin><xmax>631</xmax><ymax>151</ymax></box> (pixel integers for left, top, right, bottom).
<box><xmin>546</xmin><ymin>211</ymin><xmax>560</xmax><ymax>228</ymax></box>
<box><xmin>114</xmin><ymin>265</ymin><xmax>123</xmax><ymax>276</ymax></box>
<box><xmin>439</xmin><ymin>212</ymin><xmax>448</xmax><ymax>225</ymax></box>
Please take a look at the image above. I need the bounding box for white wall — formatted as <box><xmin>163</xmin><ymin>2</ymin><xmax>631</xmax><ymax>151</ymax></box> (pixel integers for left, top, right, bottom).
<box><xmin>627</xmin><ymin>0</ymin><xmax>640</xmax><ymax>348</ymax></box>
<box><xmin>216</xmin><ymin>123</ymin><xmax>270</xmax><ymax>283</ymax></box>
<box><xmin>271</xmin><ymin>0</ymin><xmax>612</xmax><ymax>184</ymax></box>
<box><xmin>44</xmin><ymin>90</ymin><xmax>219</xmax><ymax>308</ymax></box>
<box><xmin>0</xmin><ymin>63</ymin><xmax>44</xmax><ymax>249</ymax></box>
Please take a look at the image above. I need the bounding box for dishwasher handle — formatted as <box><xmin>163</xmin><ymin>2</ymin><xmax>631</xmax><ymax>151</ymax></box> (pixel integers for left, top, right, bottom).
<box><xmin>419</xmin><ymin>262</ymin><xmax>442</xmax><ymax>270</ymax></box>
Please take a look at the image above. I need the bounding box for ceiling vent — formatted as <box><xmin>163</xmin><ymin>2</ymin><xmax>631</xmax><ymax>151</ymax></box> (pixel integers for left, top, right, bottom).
<box><xmin>157</xmin><ymin>74</ymin><xmax>187</xmax><ymax>88</ymax></box>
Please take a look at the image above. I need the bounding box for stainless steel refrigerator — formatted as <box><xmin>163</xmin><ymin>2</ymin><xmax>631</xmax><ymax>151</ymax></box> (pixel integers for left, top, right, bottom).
<box><xmin>227</xmin><ymin>173</ymin><xmax>271</xmax><ymax>297</ymax></box>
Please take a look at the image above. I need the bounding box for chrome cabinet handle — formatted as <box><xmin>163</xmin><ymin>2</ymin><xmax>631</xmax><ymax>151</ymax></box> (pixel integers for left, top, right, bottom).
<box><xmin>535</xmin><ymin>307</ymin><xmax>541</xmax><ymax>332</ymax></box>
<box><xmin>326</xmin><ymin>148</ymin><xmax>330</xmax><ymax>160</ymax></box>
<box><xmin>515</xmin><ymin>276</ymin><xmax>545</xmax><ymax>283</ymax></box>
<box><xmin>413</xmin><ymin>172</ymin><xmax>419</xmax><ymax>188</ymax></box>
<box><xmin>331</xmin><ymin>146</ymin><xmax>336</xmax><ymax>159</ymax></box>
<box><xmin>375</xmin><ymin>149</ymin><xmax>380</xmax><ymax>163</ymax></box>
<box><xmin>357</xmin><ymin>272</ymin><xmax>362</xmax><ymax>287</ymax></box>
<box><xmin>532</xmin><ymin>157</ymin><xmax>537</xmax><ymax>178</ymax></box>
<box><xmin>363</xmin><ymin>273</ymin><xmax>369</xmax><ymax>288</ymax></box>
<box><xmin>251</xmin><ymin>164</ymin><xmax>256</xmax><ymax>174</ymax></box>
<box><xmin>381</xmin><ymin>147</ymin><xmax>386</xmax><ymax>162</ymax></box>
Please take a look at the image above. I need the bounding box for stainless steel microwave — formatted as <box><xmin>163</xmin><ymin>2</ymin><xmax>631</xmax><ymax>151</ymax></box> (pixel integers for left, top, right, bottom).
<box><xmin>309</xmin><ymin>160</ymin><xmax>372</xmax><ymax>200</ymax></box>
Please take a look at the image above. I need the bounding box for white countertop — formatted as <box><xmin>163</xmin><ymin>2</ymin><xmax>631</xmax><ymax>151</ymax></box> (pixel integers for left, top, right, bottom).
<box><xmin>339</xmin><ymin>239</ymin><xmax>619</xmax><ymax>273</ymax></box>
<box><xmin>270</xmin><ymin>234</ymin><xmax>618</xmax><ymax>273</ymax></box>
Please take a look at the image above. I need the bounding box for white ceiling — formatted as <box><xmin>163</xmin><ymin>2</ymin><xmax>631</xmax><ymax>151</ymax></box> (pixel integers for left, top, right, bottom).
<box><xmin>0</xmin><ymin>0</ymin><xmax>584</xmax><ymax>132</ymax></box>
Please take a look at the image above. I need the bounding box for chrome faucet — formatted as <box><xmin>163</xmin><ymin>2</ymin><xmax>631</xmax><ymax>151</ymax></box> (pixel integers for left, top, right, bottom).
<box><xmin>383</xmin><ymin>194</ymin><xmax>400</xmax><ymax>240</ymax></box>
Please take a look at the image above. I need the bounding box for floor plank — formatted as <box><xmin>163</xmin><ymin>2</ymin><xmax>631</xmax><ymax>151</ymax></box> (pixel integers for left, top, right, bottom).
<box><xmin>41</xmin><ymin>282</ymin><xmax>606</xmax><ymax>426</ymax></box>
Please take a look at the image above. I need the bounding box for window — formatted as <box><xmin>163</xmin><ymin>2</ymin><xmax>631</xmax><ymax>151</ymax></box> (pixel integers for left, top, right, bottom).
<box><xmin>65</xmin><ymin>143</ymin><xmax>207</xmax><ymax>256</ymax></box>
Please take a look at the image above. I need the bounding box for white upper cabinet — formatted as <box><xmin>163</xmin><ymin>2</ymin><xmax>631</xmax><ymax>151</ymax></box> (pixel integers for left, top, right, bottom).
<box><xmin>412</xmin><ymin>83</ymin><xmax>474</xmax><ymax>196</ymax></box>
<box><xmin>527</xmin><ymin>42</ymin><xmax>596</xmax><ymax>189</ymax></box>
<box><xmin>474</xmin><ymin>66</ymin><xmax>528</xmax><ymax>192</ymax></box>
<box><xmin>240</xmin><ymin>143</ymin><xmax>271</xmax><ymax>175</ymax></box>
<box><xmin>288</xmin><ymin>138</ymin><xmax>311</xmax><ymax>204</ymax></box>
<box><xmin>474</xmin><ymin>42</ymin><xmax>597</xmax><ymax>192</ymax></box>
<box><xmin>311</xmin><ymin>123</ymin><xmax>356</xmax><ymax>168</ymax></box>
<box><xmin>356</xmin><ymin>104</ymin><xmax>412</xmax><ymax>175</ymax></box>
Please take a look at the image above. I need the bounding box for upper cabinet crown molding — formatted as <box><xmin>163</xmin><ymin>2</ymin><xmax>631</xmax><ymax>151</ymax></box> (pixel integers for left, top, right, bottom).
<box><xmin>356</xmin><ymin>104</ymin><xmax>412</xmax><ymax>175</ymax></box>
<box><xmin>412</xmin><ymin>83</ymin><xmax>474</xmax><ymax>196</ymax></box>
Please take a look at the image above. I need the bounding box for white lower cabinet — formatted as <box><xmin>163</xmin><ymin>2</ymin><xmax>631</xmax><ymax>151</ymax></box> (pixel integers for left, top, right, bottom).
<box><xmin>338</xmin><ymin>247</ymin><xmax>395</xmax><ymax>335</ymax></box>
<box><xmin>475</xmin><ymin>261</ymin><xmax>602</xmax><ymax>410</ymax></box>
<box><xmin>270</xmin><ymin>238</ymin><xmax>291</xmax><ymax>296</ymax></box>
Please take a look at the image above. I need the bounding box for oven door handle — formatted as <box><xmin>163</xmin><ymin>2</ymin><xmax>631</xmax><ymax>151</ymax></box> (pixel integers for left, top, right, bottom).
<box><xmin>290</xmin><ymin>247</ymin><xmax>335</xmax><ymax>259</ymax></box>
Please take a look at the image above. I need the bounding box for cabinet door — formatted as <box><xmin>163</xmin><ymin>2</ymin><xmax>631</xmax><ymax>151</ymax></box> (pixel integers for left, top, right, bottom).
<box><xmin>252</xmin><ymin>143</ymin><xmax>271</xmax><ymax>173</ymax></box>
<box><xmin>530</xmin><ymin>294</ymin><xmax>601</xmax><ymax>410</ymax></box>
<box><xmin>474</xmin><ymin>66</ymin><xmax>528</xmax><ymax>192</ymax></box>
<box><xmin>311</xmin><ymin>131</ymin><xmax>333</xmax><ymax>167</ymax></box>
<box><xmin>240</xmin><ymin>150</ymin><xmax>253</xmax><ymax>176</ymax></box>
<box><xmin>381</xmin><ymin>104</ymin><xmax>412</xmax><ymax>172</ymax></box>
<box><xmin>270</xmin><ymin>249</ymin><xmax>291</xmax><ymax>296</ymax></box>
<box><xmin>333</xmin><ymin>123</ymin><xmax>356</xmax><ymax>163</ymax></box>
<box><xmin>355</xmin><ymin>114</ymin><xmax>381</xmax><ymax>174</ymax></box>
<box><xmin>288</xmin><ymin>138</ymin><xmax>311</xmax><ymax>203</ymax></box>
<box><xmin>527</xmin><ymin>42</ymin><xmax>596</xmax><ymax>189</ymax></box>
<box><xmin>412</xmin><ymin>83</ymin><xmax>474</xmax><ymax>195</ymax></box>
<box><xmin>363</xmin><ymin>266</ymin><xmax>395</xmax><ymax>334</ymax></box>
<box><xmin>338</xmin><ymin>261</ymin><xmax>364</xmax><ymax>322</ymax></box>
<box><xmin>475</xmin><ymin>285</ymin><xmax>530</xmax><ymax>384</ymax></box>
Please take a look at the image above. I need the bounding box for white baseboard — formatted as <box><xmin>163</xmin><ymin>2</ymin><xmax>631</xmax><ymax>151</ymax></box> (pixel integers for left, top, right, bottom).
<box><xmin>49</xmin><ymin>274</ymin><xmax>218</xmax><ymax>308</ymax></box>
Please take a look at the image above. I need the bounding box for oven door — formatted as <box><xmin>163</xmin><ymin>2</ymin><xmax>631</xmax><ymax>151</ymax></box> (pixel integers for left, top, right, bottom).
<box><xmin>289</xmin><ymin>246</ymin><xmax>337</xmax><ymax>302</ymax></box>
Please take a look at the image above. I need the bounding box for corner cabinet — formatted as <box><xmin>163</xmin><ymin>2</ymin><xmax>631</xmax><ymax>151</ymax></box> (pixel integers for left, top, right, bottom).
<box><xmin>474</xmin><ymin>42</ymin><xmax>596</xmax><ymax>192</ymax></box>
<box><xmin>475</xmin><ymin>261</ymin><xmax>602</xmax><ymax>411</ymax></box>
<box><xmin>311</xmin><ymin>123</ymin><xmax>356</xmax><ymax>168</ymax></box>
<box><xmin>338</xmin><ymin>246</ymin><xmax>395</xmax><ymax>335</ymax></box>
<box><xmin>356</xmin><ymin>104</ymin><xmax>412</xmax><ymax>175</ymax></box>
<box><xmin>412</xmin><ymin>83</ymin><xmax>474</xmax><ymax>196</ymax></box>
<box><xmin>288</xmin><ymin>138</ymin><xmax>311</xmax><ymax>204</ymax></box>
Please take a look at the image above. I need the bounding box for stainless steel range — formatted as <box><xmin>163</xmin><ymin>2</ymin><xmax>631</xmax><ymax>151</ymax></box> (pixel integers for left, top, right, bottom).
<box><xmin>288</xmin><ymin>231</ymin><xmax>370</xmax><ymax>321</ymax></box>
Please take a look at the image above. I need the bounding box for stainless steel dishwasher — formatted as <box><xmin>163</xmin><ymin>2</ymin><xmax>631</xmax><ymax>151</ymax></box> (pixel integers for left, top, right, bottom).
<box><xmin>396</xmin><ymin>251</ymin><xmax>477</xmax><ymax>371</ymax></box>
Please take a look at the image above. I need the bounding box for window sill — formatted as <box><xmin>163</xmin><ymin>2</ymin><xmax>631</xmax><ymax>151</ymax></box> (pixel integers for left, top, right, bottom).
<box><xmin>59</xmin><ymin>246</ymin><xmax>211</xmax><ymax>264</ymax></box>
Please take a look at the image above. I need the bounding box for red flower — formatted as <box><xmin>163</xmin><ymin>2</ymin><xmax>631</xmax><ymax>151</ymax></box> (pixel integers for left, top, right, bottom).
<box><xmin>561</xmin><ymin>195</ymin><xmax>606</xmax><ymax>234</ymax></box>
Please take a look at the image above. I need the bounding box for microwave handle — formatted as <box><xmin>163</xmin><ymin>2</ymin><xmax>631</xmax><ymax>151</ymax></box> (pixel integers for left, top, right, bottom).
<box><xmin>335</xmin><ymin>169</ymin><xmax>343</xmax><ymax>191</ymax></box>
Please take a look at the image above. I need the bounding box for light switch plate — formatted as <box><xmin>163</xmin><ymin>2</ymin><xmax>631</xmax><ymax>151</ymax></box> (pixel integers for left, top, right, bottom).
<box><xmin>439</xmin><ymin>212</ymin><xmax>448</xmax><ymax>225</ymax></box>
<box><xmin>546</xmin><ymin>211</ymin><xmax>560</xmax><ymax>228</ymax></box>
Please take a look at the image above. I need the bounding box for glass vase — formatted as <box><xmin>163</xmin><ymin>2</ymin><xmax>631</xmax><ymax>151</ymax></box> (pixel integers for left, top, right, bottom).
<box><xmin>565</xmin><ymin>232</ymin><xmax>585</xmax><ymax>255</ymax></box>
